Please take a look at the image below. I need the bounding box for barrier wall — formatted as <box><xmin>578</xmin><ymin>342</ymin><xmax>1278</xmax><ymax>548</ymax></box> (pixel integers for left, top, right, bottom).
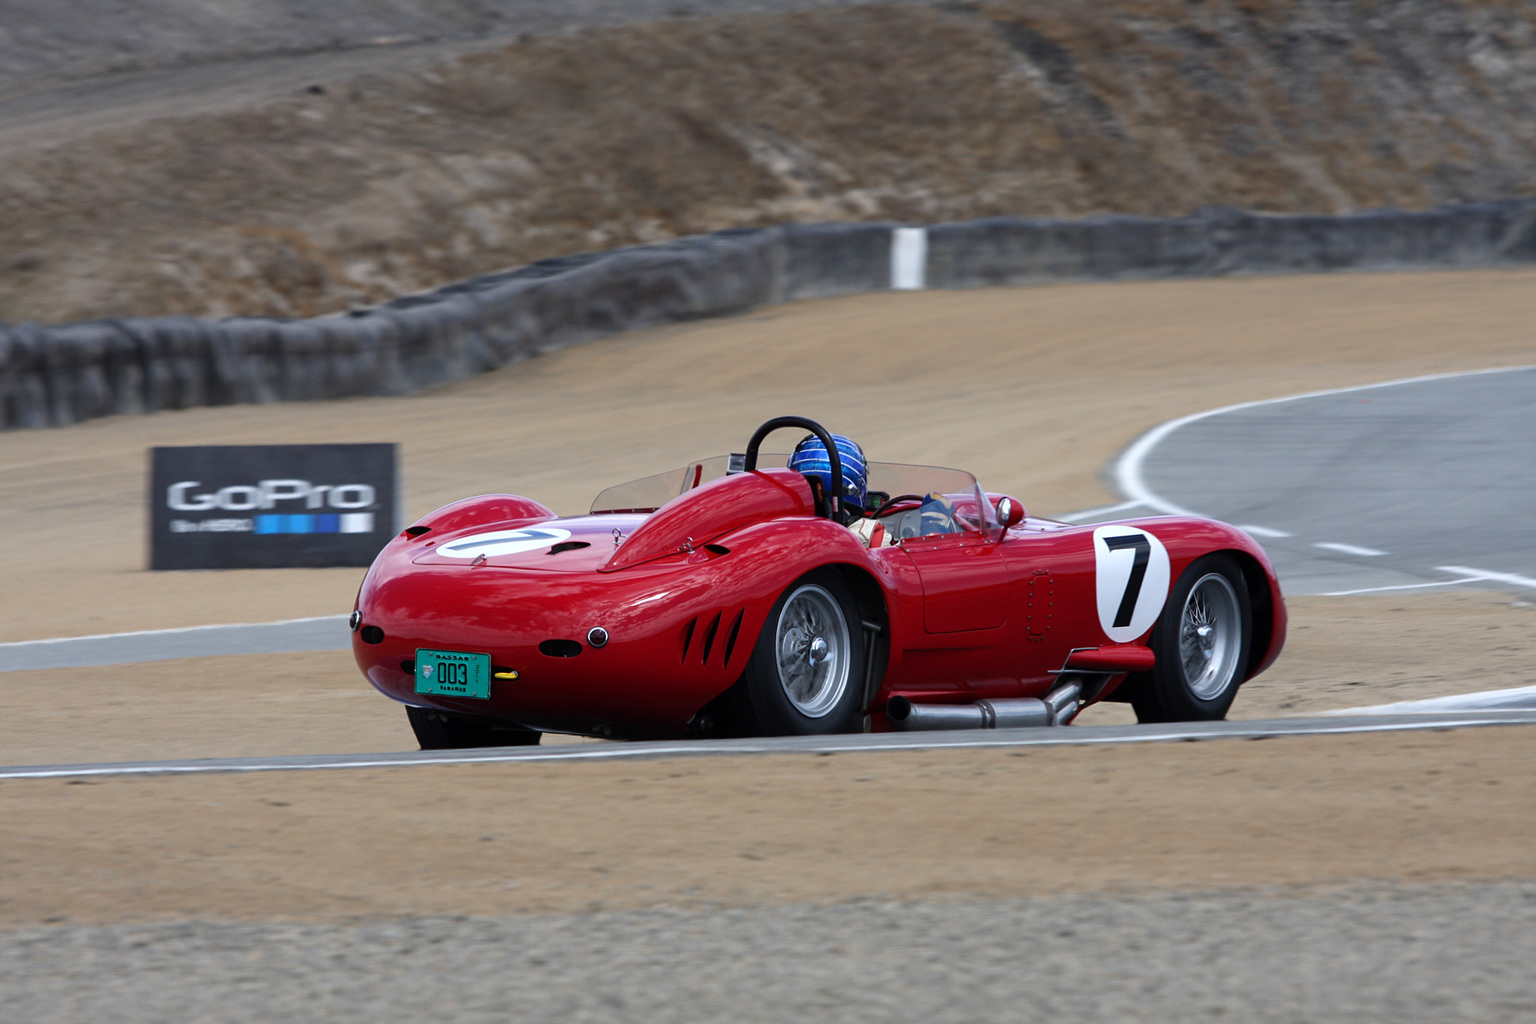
<box><xmin>4</xmin><ymin>201</ymin><xmax>1534</xmax><ymax>430</ymax></box>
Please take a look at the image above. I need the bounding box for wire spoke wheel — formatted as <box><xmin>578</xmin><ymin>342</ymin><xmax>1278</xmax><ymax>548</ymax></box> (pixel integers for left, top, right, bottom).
<box><xmin>773</xmin><ymin>583</ymin><xmax>852</xmax><ymax>718</ymax></box>
<box><xmin>1128</xmin><ymin>554</ymin><xmax>1252</xmax><ymax>724</ymax></box>
<box><xmin>1178</xmin><ymin>572</ymin><xmax>1243</xmax><ymax>699</ymax></box>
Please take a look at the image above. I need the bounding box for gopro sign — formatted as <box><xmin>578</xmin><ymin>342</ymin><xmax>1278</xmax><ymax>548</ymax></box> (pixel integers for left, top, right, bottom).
<box><xmin>150</xmin><ymin>445</ymin><xmax>397</xmax><ymax>569</ymax></box>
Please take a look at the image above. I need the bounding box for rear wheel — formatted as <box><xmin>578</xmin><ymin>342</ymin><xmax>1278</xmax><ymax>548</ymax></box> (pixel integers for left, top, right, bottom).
<box><xmin>745</xmin><ymin>569</ymin><xmax>866</xmax><ymax>735</ymax></box>
<box><xmin>406</xmin><ymin>706</ymin><xmax>542</xmax><ymax>749</ymax></box>
<box><xmin>1129</xmin><ymin>554</ymin><xmax>1251</xmax><ymax>723</ymax></box>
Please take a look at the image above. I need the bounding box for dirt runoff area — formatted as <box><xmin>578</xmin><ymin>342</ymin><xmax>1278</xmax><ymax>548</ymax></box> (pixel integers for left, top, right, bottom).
<box><xmin>1</xmin><ymin>268</ymin><xmax>1535</xmax><ymax>925</ymax></box>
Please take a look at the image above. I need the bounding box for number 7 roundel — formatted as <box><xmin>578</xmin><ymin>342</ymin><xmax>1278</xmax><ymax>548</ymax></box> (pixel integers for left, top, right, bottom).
<box><xmin>1092</xmin><ymin>525</ymin><xmax>1171</xmax><ymax>643</ymax></box>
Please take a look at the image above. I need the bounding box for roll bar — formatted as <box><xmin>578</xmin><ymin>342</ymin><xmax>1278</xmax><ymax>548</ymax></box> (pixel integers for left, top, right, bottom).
<box><xmin>743</xmin><ymin>416</ymin><xmax>843</xmax><ymax>520</ymax></box>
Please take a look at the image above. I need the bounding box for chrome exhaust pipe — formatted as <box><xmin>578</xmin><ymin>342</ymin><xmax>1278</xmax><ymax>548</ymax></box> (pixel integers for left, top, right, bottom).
<box><xmin>887</xmin><ymin>682</ymin><xmax>1083</xmax><ymax>731</ymax></box>
<box><xmin>886</xmin><ymin>696</ymin><xmax>1050</xmax><ymax>730</ymax></box>
<box><xmin>1043</xmin><ymin>680</ymin><xmax>1083</xmax><ymax>726</ymax></box>
<box><xmin>885</xmin><ymin>697</ymin><xmax>1003</xmax><ymax>730</ymax></box>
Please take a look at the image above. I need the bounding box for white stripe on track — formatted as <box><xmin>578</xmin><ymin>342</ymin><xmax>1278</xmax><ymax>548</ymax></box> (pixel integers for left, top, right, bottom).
<box><xmin>1238</xmin><ymin>525</ymin><xmax>1291</xmax><ymax>538</ymax></box>
<box><xmin>1330</xmin><ymin>685</ymin><xmax>1536</xmax><ymax>715</ymax></box>
<box><xmin>0</xmin><ymin>615</ymin><xmax>344</xmax><ymax>649</ymax></box>
<box><xmin>1322</xmin><ymin>577</ymin><xmax>1482</xmax><ymax>597</ymax></box>
<box><xmin>4</xmin><ymin>712</ymin><xmax>1535</xmax><ymax>781</ymax></box>
<box><xmin>1437</xmin><ymin>565</ymin><xmax>1536</xmax><ymax>591</ymax></box>
<box><xmin>1054</xmin><ymin>500</ymin><xmax>1147</xmax><ymax>523</ymax></box>
<box><xmin>1314</xmin><ymin>542</ymin><xmax>1387</xmax><ymax>557</ymax></box>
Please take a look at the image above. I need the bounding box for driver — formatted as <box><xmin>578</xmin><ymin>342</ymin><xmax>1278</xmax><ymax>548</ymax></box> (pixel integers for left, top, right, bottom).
<box><xmin>788</xmin><ymin>433</ymin><xmax>868</xmax><ymax>526</ymax></box>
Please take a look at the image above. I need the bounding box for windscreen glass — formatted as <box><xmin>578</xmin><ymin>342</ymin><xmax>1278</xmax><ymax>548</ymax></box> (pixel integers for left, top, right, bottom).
<box><xmin>592</xmin><ymin>456</ymin><xmax>996</xmax><ymax>537</ymax></box>
<box><xmin>590</xmin><ymin>454</ymin><xmax>789</xmax><ymax>514</ymax></box>
<box><xmin>863</xmin><ymin>462</ymin><xmax>996</xmax><ymax>539</ymax></box>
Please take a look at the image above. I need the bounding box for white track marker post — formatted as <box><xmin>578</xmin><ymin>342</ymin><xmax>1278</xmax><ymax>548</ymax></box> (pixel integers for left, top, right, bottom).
<box><xmin>891</xmin><ymin>227</ymin><xmax>927</xmax><ymax>290</ymax></box>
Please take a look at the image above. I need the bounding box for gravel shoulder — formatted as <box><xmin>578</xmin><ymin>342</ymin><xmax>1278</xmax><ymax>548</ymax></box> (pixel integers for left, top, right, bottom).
<box><xmin>3</xmin><ymin>727</ymin><xmax>1534</xmax><ymax>927</ymax></box>
<box><xmin>4</xmin><ymin>884</ymin><xmax>1533</xmax><ymax>1023</ymax></box>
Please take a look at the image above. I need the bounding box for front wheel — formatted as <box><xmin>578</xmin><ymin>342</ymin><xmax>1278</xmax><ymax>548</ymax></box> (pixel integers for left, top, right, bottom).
<box><xmin>1129</xmin><ymin>554</ymin><xmax>1251</xmax><ymax>723</ymax></box>
<box><xmin>745</xmin><ymin>569</ymin><xmax>867</xmax><ymax>735</ymax></box>
<box><xmin>406</xmin><ymin>706</ymin><xmax>542</xmax><ymax>749</ymax></box>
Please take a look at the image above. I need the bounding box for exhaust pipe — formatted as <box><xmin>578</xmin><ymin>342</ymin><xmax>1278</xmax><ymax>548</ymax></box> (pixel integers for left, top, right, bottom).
<box><xmin>1043</xmin><ymin>680</ymin><xmax>1082</xmax><ymax>726</ymax></box>
<box><xmin>888</xmin><ymin>681</ymin><xmax>1082</xmax><ymax>731</ymax></box>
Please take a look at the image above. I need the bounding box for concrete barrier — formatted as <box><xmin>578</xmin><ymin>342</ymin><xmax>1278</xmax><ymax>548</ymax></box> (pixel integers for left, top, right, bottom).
<box><xmin>6</xmin><ymin>199</ymin><xmax>1535</xmax><ymax>429</ymax></box>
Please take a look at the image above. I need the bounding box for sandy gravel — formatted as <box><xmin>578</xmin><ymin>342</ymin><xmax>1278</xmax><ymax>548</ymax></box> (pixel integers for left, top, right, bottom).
<box><xmin>3</xmin><ymin>727</ymin><xmax>1534</xmax><ymax>926</ymax></box>
<box><xmin>4</xmin><ymin>884</ymin><xmax>1534</xmax><ymax>1023</ymax></box>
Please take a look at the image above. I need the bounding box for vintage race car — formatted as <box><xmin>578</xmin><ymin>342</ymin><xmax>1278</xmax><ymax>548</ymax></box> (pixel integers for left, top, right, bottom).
<box><xmin>352</xmin><ymin>417</ymin><xmax>1286</xmax><ymax>748</ymax></box>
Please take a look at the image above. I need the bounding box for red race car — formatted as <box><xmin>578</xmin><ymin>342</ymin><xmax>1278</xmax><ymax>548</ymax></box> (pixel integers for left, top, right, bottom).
<box><xmin>352</xmin><ymin>417</ymin><xmax>1286</xmax><ymax>748</ymax></box>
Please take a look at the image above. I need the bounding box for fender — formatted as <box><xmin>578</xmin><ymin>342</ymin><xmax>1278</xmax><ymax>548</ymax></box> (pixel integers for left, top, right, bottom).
<box><xmin>603</xmin><ymin>469</ymin><xmax>815</xmax><ymax>572</ymax></box>
<box><xmin>403</xmin><ymin>494</ymin><xmax>555</xmax><ymax>538</ymax></box>
<box><xmin>1121</xmin><ymin>517</ymin><xmax>1288</xmax><ymax>680</ymax></box>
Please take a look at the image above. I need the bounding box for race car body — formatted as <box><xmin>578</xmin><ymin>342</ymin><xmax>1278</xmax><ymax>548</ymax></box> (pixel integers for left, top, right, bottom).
<box><xmin>352</xmin><ymin>417</ymin><xmax>1286</xmax><ymax>747</ymax></box>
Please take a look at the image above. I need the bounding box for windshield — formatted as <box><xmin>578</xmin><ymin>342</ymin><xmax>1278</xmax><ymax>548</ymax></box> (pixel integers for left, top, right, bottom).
<box><xmin>590</xmin><ymin>454</ymin><xmax>788</xmax><ymax>514</ymax></box>
<box><xmin>864</xmin><ymin>463</ymin><xmax>997</xmax><ymax>538</ymax></box>
<box><xmin>591</xmin><ymin>456</ymin><xmax>998</xmax><ymax>536</ymax></box>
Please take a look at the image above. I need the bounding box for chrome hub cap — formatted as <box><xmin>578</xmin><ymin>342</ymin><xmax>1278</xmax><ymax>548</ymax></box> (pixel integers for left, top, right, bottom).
<box><xmin>808</xmin><ymin>636</ymin><xmax>829</xmax><ymax>666</ymax></box>
<box><xmin>1180</xmin><ymin>573</ymin><xmax>1242</xmax><ymax>700</ymax></box>
<box><xmin>775</xmin><ymin>584</ymin><xmax>851</xmax><ymax>718</ymax></box>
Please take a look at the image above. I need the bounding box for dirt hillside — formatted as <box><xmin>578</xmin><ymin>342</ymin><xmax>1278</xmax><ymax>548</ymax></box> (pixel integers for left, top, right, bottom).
<box><xmin>0</xmin><ymin>0</ymin><xmax>891</xmax><ymax>83</ymax></box>
<box><xmin>3</xmin><ymin>1</ymin><xmax>1535</xmax><ymax>324</ymax></box>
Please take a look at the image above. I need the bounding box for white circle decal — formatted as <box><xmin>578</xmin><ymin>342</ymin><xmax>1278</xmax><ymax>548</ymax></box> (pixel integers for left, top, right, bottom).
<box><xmin>1092</xmin><ymin>525</ymin><xmax>1171</xmax><ymax>644</ymax></box>
<box><xmin>437</xmin><ymin>527</ymin><xmax>571</xmax><ymax>559</ymax></box>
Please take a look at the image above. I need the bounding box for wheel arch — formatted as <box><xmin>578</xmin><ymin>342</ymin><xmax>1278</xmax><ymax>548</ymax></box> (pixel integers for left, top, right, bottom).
<box><xmin>684</xmin><ymin>560</ymin><xmax>889</xmax><ymax>735</ymax></box>
<box><xmin>824</xmin><ymin>562</ymin><xmax>891</xmax><ymax>712</ymax></box>
<box><xmin>1216</xmin><ymin>547</ymin><xmax>1278</xmax><ymax>682</ymax></box>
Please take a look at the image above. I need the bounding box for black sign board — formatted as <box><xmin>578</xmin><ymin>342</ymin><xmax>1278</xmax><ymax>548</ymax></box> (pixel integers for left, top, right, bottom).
<box><xmin>149</xmin><ymin>445</ymin><xmax>398</xmax><ymax>570</ymax></box>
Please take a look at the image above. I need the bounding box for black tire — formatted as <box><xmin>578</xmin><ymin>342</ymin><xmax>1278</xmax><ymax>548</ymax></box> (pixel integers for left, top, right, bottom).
<box><xmin>745</xmin><ymin>568</ymin><xmax>867</xmax><ymax>735</ymax></box>
<box><xmin>1129</xmin><ymin>553</ymin><xmax>1252</xmax><ymax>723</ymax></box>
<box><xmin>406</xmin><ymin>706</ymin><xmax>541</xmax><ymax>749</ymax></box>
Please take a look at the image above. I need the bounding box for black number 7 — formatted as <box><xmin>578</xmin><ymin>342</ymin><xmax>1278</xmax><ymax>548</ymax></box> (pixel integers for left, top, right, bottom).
<box><xmin>1104</xmin><ymin>534</ymin><xmax>1151</xmax><ymax>628</ymax></box>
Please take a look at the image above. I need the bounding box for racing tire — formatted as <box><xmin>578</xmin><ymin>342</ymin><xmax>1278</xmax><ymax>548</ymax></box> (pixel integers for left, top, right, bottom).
<box><xmin>1128</xmin><ymin>554</ymin><xmax>1251</xmax><ymax>724</ymax></box>
<box><xmin>406</xmin><ymin>706</ymin><xmax>542</xmax><ymax>749</ymax></box>
<box><xmin>745</xmin><ymin>569</ymin><xmax>867</xmax><ymax>736</ymax></box>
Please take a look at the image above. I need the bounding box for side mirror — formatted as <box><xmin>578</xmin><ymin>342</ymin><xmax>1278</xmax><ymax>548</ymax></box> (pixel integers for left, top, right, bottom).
<box><xmin>995</xmin><ymin>495</ymin><xmax>1025</xmax><ymax>530</ymax></box>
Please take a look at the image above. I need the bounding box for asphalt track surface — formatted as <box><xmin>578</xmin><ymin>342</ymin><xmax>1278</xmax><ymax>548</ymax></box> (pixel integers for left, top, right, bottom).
<box><xmin>1108</xmin><ymin>365</ymin><xmax>1536</xmax><ymax>598</ymax></box>
<box><xmin>0</xmin><ymin>615</ymin><xmax>348</xmax><ymax>671</ymax></box>
<box><xmin>4</xmin><ymin>708</ymin><xmax>1534</xmax><ymax>781</ymax></box>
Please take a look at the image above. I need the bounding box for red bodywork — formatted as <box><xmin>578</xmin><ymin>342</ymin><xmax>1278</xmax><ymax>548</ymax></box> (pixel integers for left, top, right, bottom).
<box><xmin>354</xmin><ymin>467</ymin><xmax>1286</xmax><ymax>739</ymax></box>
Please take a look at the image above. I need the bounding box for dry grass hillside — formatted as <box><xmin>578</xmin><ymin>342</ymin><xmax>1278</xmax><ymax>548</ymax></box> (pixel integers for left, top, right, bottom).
<box><xmin>2</xmin><ymin>0</ymin><xmax>1535</xmax><ymax>323</ymax></box>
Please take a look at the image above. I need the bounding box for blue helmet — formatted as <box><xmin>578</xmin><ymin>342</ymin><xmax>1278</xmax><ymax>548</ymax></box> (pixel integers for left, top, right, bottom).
<box><xmin>789</xmin><ymin>433</ymin><xmax>868</xmax><ymax>518</ymax></box>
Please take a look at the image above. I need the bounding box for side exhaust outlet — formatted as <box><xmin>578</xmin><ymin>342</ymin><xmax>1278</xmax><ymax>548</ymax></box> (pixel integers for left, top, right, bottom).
<box><xmin>887</xmin><ymin>682</ymin><xmax>1083</xmax><ymax>731</ymax></box>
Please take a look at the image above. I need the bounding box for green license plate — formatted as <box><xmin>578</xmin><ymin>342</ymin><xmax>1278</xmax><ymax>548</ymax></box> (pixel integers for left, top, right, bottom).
<box><xmin>414</xmin><ymin>648</ymin><xmax>492</xmax><ymax>700</ymax></box>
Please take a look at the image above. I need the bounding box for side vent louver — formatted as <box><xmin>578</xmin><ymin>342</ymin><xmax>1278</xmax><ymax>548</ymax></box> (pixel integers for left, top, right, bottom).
<box><xmin>680</xmin><ymin>617</ymin><xmax>697</xmax><ymax>663</ymax></box>
<box><xmin>721</xmin><ymin>610</ymin><xmax>744</xmax><ymax>667</ymax></box>
<box><xmin>700</xmin><ymin>612</ymin><xmax>722</xmax><ymax>665</ymax></box>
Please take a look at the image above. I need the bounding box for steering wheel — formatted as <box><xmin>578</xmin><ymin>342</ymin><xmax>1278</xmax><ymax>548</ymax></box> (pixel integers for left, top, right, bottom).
<box><xmin>871</xmin><ymin>493</ymin><xmax>926</xmax><ymax>519</ymax></box>
<box><xmin>744</xmin><ymin>416</ymin><xmax>844</xmax><ymax>521</ymax></box>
